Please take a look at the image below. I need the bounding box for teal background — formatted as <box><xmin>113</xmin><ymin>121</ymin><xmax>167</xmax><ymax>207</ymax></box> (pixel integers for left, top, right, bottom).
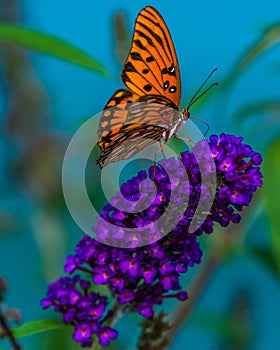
<box><xmin>0</xmin><ymin>0</ymin><xmax>280</xmax><ymax>349</ymax></box>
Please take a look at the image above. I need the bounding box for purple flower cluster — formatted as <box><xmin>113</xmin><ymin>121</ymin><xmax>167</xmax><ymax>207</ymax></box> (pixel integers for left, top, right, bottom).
<box><xmin>65</xmin><ymin>233</ymin><xmax>194</xmax><ymax>316</ymax></box>
<box><xmin>42</xmin><ymin>134</ymin><xmax>263</xmax><ymax>348</ymax></box>
<box><xmin>93</xmin><ymin>133</ymin><xmax>263</xmax><ymax>244</ymax></box>
<box><xmin>41</xmin><ymin>276</ymin><xmax>118</xmax><ymax>347</ymax></box>
<box><xmin>207</xmin><ymin>134</ymin><xmax>262</xmax><ymax>226</ymax></box>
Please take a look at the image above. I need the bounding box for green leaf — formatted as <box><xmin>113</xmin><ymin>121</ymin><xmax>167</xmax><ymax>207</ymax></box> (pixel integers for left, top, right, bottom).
<box><xmin>0</xmin><ymin>24</ymin><xmax>109</xmax><ymax>76</ymax></box>
<box><xmin>11</xmin><ymin>320</ymin><xmax>67</xmax><ymax>338</ymax></box>
<box><xmin>263</xmin><ymin>138</ymin><xmax>280</xmax><ymax>274</ymax></box>
<box><xmin>40</xmin><ymin>326</ymin><xmax>86</xmax><ymax>350</ymax></box>
<box><xmin>222</xmin><ymin>22</ymin><xmax>280</xmax><ymax>89</ymax></box>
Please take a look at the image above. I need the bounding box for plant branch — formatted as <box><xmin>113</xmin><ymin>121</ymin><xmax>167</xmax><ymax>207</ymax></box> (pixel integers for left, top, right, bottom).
<box><xmin>0</xmin><ymin>309</ymin><xmax>21</xmax><ymax>350</ymax></box>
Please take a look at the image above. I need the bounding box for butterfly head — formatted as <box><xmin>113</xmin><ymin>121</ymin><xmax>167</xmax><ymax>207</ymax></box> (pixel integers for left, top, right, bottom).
<box><xmin>182</xmin><ymin>108</ymin><xmax>191</xmax><ymax>121</ymax></box>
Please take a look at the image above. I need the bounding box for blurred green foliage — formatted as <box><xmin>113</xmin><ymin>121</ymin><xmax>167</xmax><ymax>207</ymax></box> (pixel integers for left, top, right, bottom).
<box><xmin>262</xmin><ymin>139</ymin><xmax>280</xmax><ymax>274</ymax></box>
<box><xmin>0</xmin><ymin>24</ymin><xmax>109</xmax><ymax>75</ymax></box>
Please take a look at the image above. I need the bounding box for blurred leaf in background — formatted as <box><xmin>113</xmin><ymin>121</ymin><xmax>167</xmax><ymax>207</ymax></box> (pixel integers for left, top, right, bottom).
<box><xmin>0</xmin><ymin>24</ymin><xmax>109</xmax><ymax>76</ymax></box>
<box><xmin>194</xmin><ymin>289</ymin><xmax>254</xmax><ymax>350</ymax></box>
<box><xmin>222</xmin><ymin>22</ymin><xmax>280</xmax><ymax>90</ymax></box>
<box><xmin>262</xmin><ymin>138</ymin><xmax>280</xmax><ymax>275</ymax></box>
<box><xmin>113</xmin><ymin>11</ymin><xmax>130</xmax><ymax>65</ymax></box>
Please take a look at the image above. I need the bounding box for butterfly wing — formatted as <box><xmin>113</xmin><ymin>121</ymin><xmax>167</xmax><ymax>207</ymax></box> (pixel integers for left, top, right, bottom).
<box><xmin>97</xmin><ymin>88</ymin><xmax>138</xmax><ymax>142</ymax></box>
<box><xmin>97</xmin><ymin>123</ymin><xmax>164</xmax><ymax>168</ymax></box>
<box><xmin>97</xmin><ymin>6</ymin><xmax>182</xmax><ymax>167</ymax></box>
<box><xmin>121</xmin><ymin>6</ymin><xmax>181</xmax><ymax>108</ymax></box>
<box><xmin>97</xmin><ymin>91</ymin><xmax>180</xmax><ymax>167</ymax></box>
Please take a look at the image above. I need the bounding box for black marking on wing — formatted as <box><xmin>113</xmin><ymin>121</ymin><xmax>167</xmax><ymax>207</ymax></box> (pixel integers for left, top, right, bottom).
<box><xmin>163</xmin><ymin>81</ymin><xmax>170</xmax><ymax>90</ymax></box>
<box><xmin>124</xmin><ymin>61</ymin><xmax>137</xmax><ymax>72</ymax></box>
<box><xmin>137</xmin><ymin>22</ymin><xmax>163</xmax><ymax>46</ymax></box>
<box><xmin>168</xmin><ymin>86</ymin><xmax>176</xmax><ymax>93</ymax></box>
<box><xmin>131</xmin><ymin>52</ymin><xmax>142</xmax><ymax>60</ymax></box>
<box><xmin>146</xmin><ymin>56</ymin><xmax>155</xmax><ymax>62</ymax></box>
<box><xmin>135</xmin><ymin>39</ymin><xmax>145</xmax><ymax>50</ymax></box>
<box><xmin>144</xmin><ymin>84</ymin><xmax>152</xmax><ymax>92</ymax></box>
<box><xmin>162</xmin><ymin>64</ymin><xmax>176</xmax><ymax>77</ymax></box>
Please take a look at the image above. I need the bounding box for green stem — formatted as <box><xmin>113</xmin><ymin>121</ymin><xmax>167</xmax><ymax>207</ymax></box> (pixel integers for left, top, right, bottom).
<box><xmin>91</xmin><ymin>342</ymin><xmax>102</xmax><ymax>350</ymax></box>
<box><xmin>91</xmin><ymin>301</ymin><xmax>123</xmax><ymax>350</ymax></box>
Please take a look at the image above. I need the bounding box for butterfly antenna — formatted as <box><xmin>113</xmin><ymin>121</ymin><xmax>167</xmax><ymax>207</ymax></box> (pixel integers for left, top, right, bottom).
<box><xmin>187</xmin><ymin>68</ymin><xmax>218</xmax><ymax>109</ymax></box>
<box><xmin>188</xmin><ymin>82</ymin><xmax>219</xmax><ymax>109</ymax></box>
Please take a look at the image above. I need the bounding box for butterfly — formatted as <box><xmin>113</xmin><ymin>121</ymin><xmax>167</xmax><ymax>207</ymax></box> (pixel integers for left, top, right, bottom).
<box><xmin>96</xmin><ymin>6</ymin><xmax>214</xmax><ymax>168</ymax></box>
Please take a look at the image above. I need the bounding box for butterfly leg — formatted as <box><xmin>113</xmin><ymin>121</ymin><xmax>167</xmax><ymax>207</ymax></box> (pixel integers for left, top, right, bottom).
<box><xmin>174</xmin><ymin>134</ymin><xmax>195</xmax><ymax>149</ymax></box>
<box><xmin>174</xmin><ymin>134</ymin><xmax>194</xmax><ymax>146</ymax></box>
<box><xmin>159</xmin><ymin>140</ymin><xmax>167</xmax><ymax>159</ymax></box>
<box><xmin>153</xmin><ymin>141</ymin><xmax>168</xmax><ymax>179</ymax></box>
<box><xmin>174</xmin><ymin>122</ymin><xmax>195</xmax><ymax>148</ymax></box>
<box><xmin>174</xmin><ymin>135</ymin><xmax>191</xmax><ymax>142</ymax></box>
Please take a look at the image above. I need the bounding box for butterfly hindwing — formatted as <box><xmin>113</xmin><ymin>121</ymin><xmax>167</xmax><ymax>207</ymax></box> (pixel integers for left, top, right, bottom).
<box><xmin>97</xmin><ymin>92</ymin><xmax>181</xmax><ymax>167</ymax></box>
<box><xmin>97</xmin><ymin>88</ymin><xmax>138</xmax><ymax>144</ymax></box>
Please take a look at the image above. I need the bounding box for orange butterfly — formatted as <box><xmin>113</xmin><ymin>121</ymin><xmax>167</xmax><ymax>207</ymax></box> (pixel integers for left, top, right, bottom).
<box><xmin>97</xmin><ymin>6</ymin><xmax>210</xmax><ymax>168</ymax></box>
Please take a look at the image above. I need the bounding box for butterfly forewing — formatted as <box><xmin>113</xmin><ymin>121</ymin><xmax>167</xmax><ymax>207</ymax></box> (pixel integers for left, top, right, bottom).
<box><xmin>121</xmin><ymin>6</ymin><xmax>181</xmax><ymax>108</ymax></box>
